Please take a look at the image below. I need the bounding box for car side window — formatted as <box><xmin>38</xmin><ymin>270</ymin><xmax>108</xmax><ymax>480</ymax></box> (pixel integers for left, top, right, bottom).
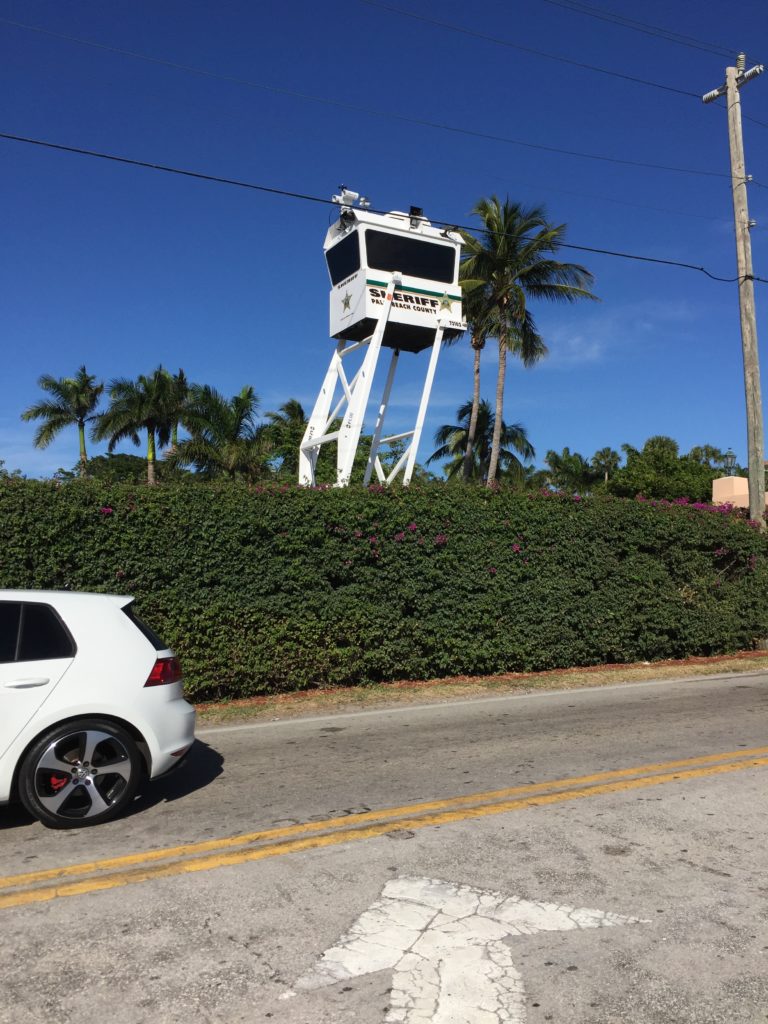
<box><xmin>17</xmin><ymin>603</ymin><xmax>76</xmax><ymax>662</ymax></box>
<box><xmin>0</xmin><ymin>603</ymin><xmax>21</xmax><ymax>663</ymax></box>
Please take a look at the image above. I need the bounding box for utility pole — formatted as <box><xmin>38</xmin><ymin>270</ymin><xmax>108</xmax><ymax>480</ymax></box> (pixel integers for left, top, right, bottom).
<box><xmin>703</xmin><ymin>54</ymin><xmax>765</xmax><ymax>526</ymax></box>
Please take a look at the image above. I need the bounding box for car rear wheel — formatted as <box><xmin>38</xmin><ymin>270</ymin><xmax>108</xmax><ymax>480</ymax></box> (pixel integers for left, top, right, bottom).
<box><xmin>19</xmin><ymin>719</ymin><xmax>142</xmax><ymax>829</ymax></box>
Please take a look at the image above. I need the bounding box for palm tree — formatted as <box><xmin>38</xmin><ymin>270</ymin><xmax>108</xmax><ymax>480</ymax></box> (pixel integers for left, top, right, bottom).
<box><xmin>458</xmin><ymin>282</ymin><xmax>496</xmax><ymax>482</ymax></box>
<box><xmin>92</xmin><ymin>368</ymin><xmax>175</xmax><ymax>485</ymax></box>
<box><xmin>544</xmin><ymin>447</ymin><xmax>594</xmax><ymax>493</ymax></box>
<box><xmin>167</xmin><ymin>368</ymin><xmax>190</xmax><ymax>449</ymax></box>
<box><xmin>21</xmin><ymin>366</ymin><xmax>103</xmax><ymax>477</ymax></box>
<box><xmin>461</xmin><ymin>197</ymin><xmax>596</xmax><ymax>486</ymax></box>
<box><xmin>428</xmin><ymin>399</ymin><xmax>534</xmax><ymax>483</ymax></box>
<box><xmin>591</xmin><ymin>447</ymin><xmax>621</xmax><ymax>485</ymax></box>
<box><xmin>263</xmin><ymin>399</ymin><xmax>307</xmax><ymax>479</ymax></box>
<box><xmin>687</xmin><ymin>444</ymin><xmax>726</xmax><ymax>469</ymax></box>
<box><xmin>166</xmin><ymin>384</ymin><xmax>267</xmax><ymax>481</ymax></box>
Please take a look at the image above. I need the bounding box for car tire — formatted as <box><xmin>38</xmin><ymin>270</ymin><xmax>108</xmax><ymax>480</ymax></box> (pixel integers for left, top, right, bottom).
<box><xmin>18</xmin><ymin>718</ymin><xmax>143</xmax><ymax>829</ymax></box>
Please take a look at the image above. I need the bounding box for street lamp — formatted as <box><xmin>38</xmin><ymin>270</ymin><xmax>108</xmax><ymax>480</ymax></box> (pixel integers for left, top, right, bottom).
<box><xmin>724</xmin><ymin>449</ymin><xmax>737</xmax><ymax>476</ymax></box>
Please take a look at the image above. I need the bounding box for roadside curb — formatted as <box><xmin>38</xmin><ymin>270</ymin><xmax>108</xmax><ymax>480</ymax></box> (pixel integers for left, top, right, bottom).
<box><xmin>193</xmin><ymin>651</ymin><xmax>768</xmax><ymax>727</ymax></box>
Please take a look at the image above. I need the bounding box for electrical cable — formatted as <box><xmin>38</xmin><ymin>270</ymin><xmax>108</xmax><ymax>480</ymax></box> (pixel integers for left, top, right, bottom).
<box><xmin>0</xmin><ymin>17</ymin><xmax>735</xmax><ymax>180</ymax></box>
<box><xmin>713</xmin><ymin>98</ymin><xmax>768</xmax><ymax>131</ymax></box>
<box><xmin>359</xmin><ymin>4</ymin><xmax>768</xmax><ymax>132</ymax></box>
<box><xmin>358</xmin><ymin>1</ymin><xmax>700</xmax><ymax>98</ymax></box>
<box><xmin>479</xmin><ymin>173</ymin><xmax>725</xmax><ymax>223</ymax></box>
<box><xmin>537</xmin><ymin>0</ymin><xmax>742</xmax><ymax>61</ymax></box>
<box><xmin>0</xmin><ymin>131</ymin><xmax>332</xmax><ymax>206</ymax></box>
<box><xmin>2</xmin><ymin>130</ymin><xmax>762</xmax><ymax>285</ymax></box>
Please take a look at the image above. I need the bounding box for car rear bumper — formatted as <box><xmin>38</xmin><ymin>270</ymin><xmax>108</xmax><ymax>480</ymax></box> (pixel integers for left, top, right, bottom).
<box><xmin>147</xmin><ymin>698</ymin><xmax>196</xmax><ymax>779</ymax></box>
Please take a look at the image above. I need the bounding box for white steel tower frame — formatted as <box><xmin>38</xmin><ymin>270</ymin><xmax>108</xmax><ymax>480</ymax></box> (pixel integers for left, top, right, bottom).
<box><xmin>299</xmin><ymin>273</ymin><xmax>448</xmax><ymax>487</ymax></box>
<box><xmin>299</xmin><ymin>190</ymin><xmax>465</xmax><ymax>488</ymax></box>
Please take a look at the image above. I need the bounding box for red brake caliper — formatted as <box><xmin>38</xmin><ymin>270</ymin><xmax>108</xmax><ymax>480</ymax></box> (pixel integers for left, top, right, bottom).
<box><xmin>49</xmin><ymin>775</ymin><xmax>69</xmax><ymax>793</ymax></box>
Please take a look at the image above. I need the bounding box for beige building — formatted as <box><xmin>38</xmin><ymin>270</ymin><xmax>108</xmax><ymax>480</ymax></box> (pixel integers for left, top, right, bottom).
<box><xmin>712</xmin><ymin>474</ymin><xmax>768</xmax><ymax>508</ymax></box>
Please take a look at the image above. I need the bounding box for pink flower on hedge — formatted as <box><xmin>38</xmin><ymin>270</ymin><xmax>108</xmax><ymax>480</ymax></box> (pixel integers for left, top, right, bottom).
<box><xmin>407</xmin><ymin>522</ymin><xmax>418</xmax><ymax>532</ymax></box>
<box><xmin>394</xmin><ymin>531</ymin><xmax>406</xmax><ymax>542</ymax></box>
<box><xmin>99</xmin><ymin>506</ymin><xmax>113</xmax><ymax>516</ymax></box>
<box><xmin>353</xmin><ymin>529</ymin><xmax>363</xmax><ymax>538</ymax></box>
<box><xmin>369</xmin><ymin>536</ymin><xmax>378</xmax><ymax>545</ymax></box>
<box><xmin>434</xmin><ymin>533</ymin><xmax>448</xmax><ymax>546</ymax></box>
<box><xmin>488</xmin><ymin>566</ymin><xmax>497</xmax><ymax>575</ymax></box>
<box><xmin>512</xmin><ymin>543</ymin><xmax>522</xmax><ymax>553</ymax></box>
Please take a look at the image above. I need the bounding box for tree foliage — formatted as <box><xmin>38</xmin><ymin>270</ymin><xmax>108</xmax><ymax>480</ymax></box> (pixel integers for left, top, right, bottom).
<box><xmin>1</xmin><ymin>481</ymin><xmax>765</xmax><ymax>700</ymax></box>
<box><xmin>461</xmin><ymin>197</ymin><xmax>596</xmax><ymax>484</ymax></box>
<box><xmin>544</xmin><ymin>447</ymin><xmax>595</xmax><ymax>494</ymax></box>
<box><xmin>429</xmin><ymin>399</ymin><xmax>534</xmax><ymax>483</ymax></box>
<box><xmin>21</xmin><ymin>366</ymin><xmax>103</xmax><ymax>476</ymax></box>
<box><xmin>608</xmin><ymin>436</ymin><xmax>724</xmax><ymax>502</ymax></box>
<box><xmin>167</xmin><ymin>384</ymin><xmax>269</xmax><ymax>482</ymax></box>
<box><xmin>92</xmin><ymin>367</ymin><xmax>177</xmax><ymax>486</ymax></box>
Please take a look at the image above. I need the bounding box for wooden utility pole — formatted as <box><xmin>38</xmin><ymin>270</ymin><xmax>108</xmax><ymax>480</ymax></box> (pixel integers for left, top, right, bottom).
<box><xmin>703</xmin><ymin>54</ymin><xmax>765</xmax><ymax>526</ymax></box>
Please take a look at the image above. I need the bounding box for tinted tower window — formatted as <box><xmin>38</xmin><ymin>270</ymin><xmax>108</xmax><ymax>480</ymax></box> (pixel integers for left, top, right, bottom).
<box><xmin>326</xmin><ymin>232</ymin><xmax>361</xmax><ymax>285</ymax></box>
<box><xmin>365</xmin><ymin>230</ymin><xmax>456</xmax><ymax>283</ymax></box>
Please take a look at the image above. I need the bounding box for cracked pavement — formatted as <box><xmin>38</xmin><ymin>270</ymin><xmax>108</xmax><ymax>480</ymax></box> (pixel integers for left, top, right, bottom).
<box><xmin>292</xmin><ymin>877</ymin><xmax>646</xmax><ymax>1023</ymax></box>
<box><xmin>2</xmin><ymin>673</ymin><xmax>768</xmax><ymax>1022</ymax></box>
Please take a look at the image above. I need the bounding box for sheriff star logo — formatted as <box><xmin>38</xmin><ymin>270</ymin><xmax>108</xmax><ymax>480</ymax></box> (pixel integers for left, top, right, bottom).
<box><xmin>439</xmin><ymin>293</ymin><xmax>453</xmax><ymax>311</ymax></box>
<box><xmin>341</xmin><ymin>292</ymin><xmax>352</xmax><ymax>311</ymax></box>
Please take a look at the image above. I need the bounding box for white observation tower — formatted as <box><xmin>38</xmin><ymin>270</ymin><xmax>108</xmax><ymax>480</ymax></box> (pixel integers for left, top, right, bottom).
<box><xmin>299</xmin><ymin>188</ymin><xmax>466</xmax><ymax>487</ymax></box>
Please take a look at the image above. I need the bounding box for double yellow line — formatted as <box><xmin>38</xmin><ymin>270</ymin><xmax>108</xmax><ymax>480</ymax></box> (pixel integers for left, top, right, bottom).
<box><xmin>2</xmin><ymin>745</ymin><xmax>767</xmax><ymax>910</ymax></box>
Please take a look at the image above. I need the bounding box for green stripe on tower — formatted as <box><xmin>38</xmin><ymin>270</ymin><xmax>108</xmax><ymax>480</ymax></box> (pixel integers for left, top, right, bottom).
<box><xmin>366</xmin><ymin>280</ymin><xmax>461</xmax><ymax>300</ymax></box>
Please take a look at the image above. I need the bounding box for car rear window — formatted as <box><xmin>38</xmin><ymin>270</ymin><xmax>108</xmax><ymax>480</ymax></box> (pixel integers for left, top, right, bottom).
<box><xmin>0</xmin><ymin>603</ymin><xmax>21</xmax><ymax>663</ymax></box>
<box><xmin>17</xmin><ymin>603</ymin><xmax>76</xmax><ymax>662</ymax></box>
<box><xmin>123</xmin><ymin>605</ymin><xmax>168</xmax><ymax>651</ymax></box>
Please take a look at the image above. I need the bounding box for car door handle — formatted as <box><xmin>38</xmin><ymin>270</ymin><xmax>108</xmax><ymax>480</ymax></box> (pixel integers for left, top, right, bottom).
<box><xmin>3</xmin><ymin>677</ymin><xmax>51</xmax><ymax>689</ymax></box>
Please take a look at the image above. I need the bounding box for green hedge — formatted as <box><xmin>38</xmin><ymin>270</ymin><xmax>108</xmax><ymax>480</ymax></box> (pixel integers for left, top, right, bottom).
<box><xmin>1</xmin><ymin>480</ymin><xmax>767</xmax><ymax>701</ymax></box>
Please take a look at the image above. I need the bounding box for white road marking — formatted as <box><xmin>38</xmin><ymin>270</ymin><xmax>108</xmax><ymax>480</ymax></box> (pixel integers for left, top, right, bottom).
<box><xmin>286</xmin><ymin>876</ymin><xmax>648</xmax><ymax>1022</ymax></box>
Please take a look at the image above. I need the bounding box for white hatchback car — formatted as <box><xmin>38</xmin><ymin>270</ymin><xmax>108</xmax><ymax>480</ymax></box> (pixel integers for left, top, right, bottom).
<box><xmin>0</xmin><ymin>590</ymin><xmax>196</xmax><ymax>829</ymax></box>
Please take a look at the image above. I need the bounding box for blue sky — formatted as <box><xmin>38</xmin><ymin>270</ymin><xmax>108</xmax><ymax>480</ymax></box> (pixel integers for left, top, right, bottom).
<box><xmin>2</xmin><ymin>0</ymin><xmax>768</xmax><ymax>477</ymax></box>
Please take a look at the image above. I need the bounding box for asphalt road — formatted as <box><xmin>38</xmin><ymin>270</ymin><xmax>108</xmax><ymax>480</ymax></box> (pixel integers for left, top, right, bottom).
<box><xmin>2</xmin><ymin>672</ymin><xmax>768</xmax><ymax>1023</ymax></box>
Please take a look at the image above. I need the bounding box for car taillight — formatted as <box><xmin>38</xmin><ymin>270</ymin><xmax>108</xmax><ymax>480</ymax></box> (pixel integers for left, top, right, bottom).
<box><xmin>144</xmin><ymin>657</ymin><xmax>183</xmax><ymax>687</ymax></box>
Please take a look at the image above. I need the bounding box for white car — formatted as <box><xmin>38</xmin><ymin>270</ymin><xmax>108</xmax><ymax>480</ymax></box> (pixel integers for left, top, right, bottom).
<box><xmin>0</xmin><ymin>590</ymin><xmax>196</xmax><ymax>829</ymax></box>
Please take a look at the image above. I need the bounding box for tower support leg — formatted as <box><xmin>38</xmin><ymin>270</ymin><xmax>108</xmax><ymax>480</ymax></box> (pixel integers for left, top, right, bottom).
<box><xmin>363</xmin><ymin>349</ymin><xmax>400</xmax><ymax>486</ymax></box>
<box><xmin>298</xmin><ymin>275</ymin><xmax>398</xmax><ymax>487</ymax></box>
<box><xmin>336</xmin><ymin>278</ymin><xmax>397</xmax><ymax>486</ymax></box>
<box><xmin>403</xmin><ymin>326</ymin><xmax>444</xmax><ymax>485</ymax></box>
<box><xmin>299</xmin><ymin>341</ymin><xmax>344</xmax><ymax>486</ymax></box>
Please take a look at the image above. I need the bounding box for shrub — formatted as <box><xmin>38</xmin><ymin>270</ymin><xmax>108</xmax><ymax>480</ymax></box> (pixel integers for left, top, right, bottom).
<box><xmin>1</xmin><ymin>480</ymin><xmax>766</xmax><ymax>700</ymax></box>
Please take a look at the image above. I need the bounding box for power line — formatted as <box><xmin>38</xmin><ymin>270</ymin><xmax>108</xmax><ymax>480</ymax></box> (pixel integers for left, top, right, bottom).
<box><xmin>0</xmin><ymin>131</ymin><xmax>332</xmax><ymax>206</ymax></box>
<box><xmin>2</xmin><ymin>130</ymin><xmax>762</xmax><ymax>285</ymax></box>
<box><xmin>359</xmin><ymin>0</ymin><xmax>699</xmax><ymax>98</ymax></box>
<box><xmin>713</xmin><ymin>97</ymin><xmax>768</xmax><ymax>131</ymax></box>
<box><xmin>482</xmin><ymin>173</ymin><xmax>726</xmax><ymax>223</ymax></box>
<box><xmin>0</xmin><ymin>17</ymin><xmax>734</xmax><ymax>181</ymax></box>
<box><xmin>538</xmin><ymin>0</ymin><xmax>741</xmax><ymax>60</ymax></box>
<box><xmin>361</xmin><ymin>2</ymin><xmax>768</xmax><ymax>133</ymax></box>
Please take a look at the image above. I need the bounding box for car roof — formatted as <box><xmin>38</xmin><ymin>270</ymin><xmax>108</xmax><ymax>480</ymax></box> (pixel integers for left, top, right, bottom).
<box><xmin>0</xmin><ymin>589</ymin><xmax>133</xmax><ymax>608</ymax></box>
